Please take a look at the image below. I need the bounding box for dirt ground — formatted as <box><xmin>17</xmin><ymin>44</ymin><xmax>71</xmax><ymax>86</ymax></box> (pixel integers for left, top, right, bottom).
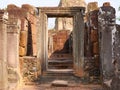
<box><xmin>18</xmin><ymin>84</ymin><xmax>103</xmax><ymax>90</ymax></box>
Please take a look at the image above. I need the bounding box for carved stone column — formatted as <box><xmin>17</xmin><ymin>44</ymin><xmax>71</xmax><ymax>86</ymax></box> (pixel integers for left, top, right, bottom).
<box><xmin>0</xmin><ymin>10</ymin><xmax>8</xmax><ymax>90</ymax></box>
<box><xmin>7</xmin><ymin>17</ymin><xmax>21</xmax><ymax>87</ymax></box>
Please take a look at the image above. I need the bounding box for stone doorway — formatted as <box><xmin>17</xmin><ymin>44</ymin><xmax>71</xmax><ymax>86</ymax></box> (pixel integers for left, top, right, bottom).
<box><xmin>38</xmin><ymin>7</ymin><xmax>85</xmax><ymax>78</ymax></box>
<box><xmin>47</xmin><ymin>17</ymin><xmax>73</xmax><ymax>71</ymax></box>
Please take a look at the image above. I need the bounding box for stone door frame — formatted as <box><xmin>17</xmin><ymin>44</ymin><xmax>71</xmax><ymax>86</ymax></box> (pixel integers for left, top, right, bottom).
<box><xmin>38</xmin><ymin>7</ymin><xmax>85</xmax><ymax>77</ymax></box>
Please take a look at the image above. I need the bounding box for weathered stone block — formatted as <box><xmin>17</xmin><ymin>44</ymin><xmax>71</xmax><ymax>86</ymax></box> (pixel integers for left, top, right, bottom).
<box><xmin>19</xmin><ymin>56</ymin><xmax>39</xmax><ymax>82</ymax></box>
<box><xmin>22</xmin><ymin>4</ymin><xmax>36</xmax><ymax>15</ymax></box>
<box><xmin>91</xmin><ymin>30</ymin><xmax>98</xmax><ymax>42</ymax></box>
<box><xmin>103</xmin><ymin>2</ymin><xmax>111</xmax><ymax>6</ymax></box>
<box><xmin>19</xmin><ymin>30</ymin><xmax>28</xmax><ymax>47</ymax></box>
<box><xmin>7</xmin><ymin>4</ymin><xmax>20</xmax><ymax>10</ymax></box>
<box><xmin>19</xmin><ymin>46</ymin><xmax>26</xmax><ymax>56</ymax></box>
<box><xmin>49</xmin><ymin>30</ymin><xmax>71</xmax><ymax>54</ymax></box>
<box><xmin>21</xmin><ymin>19</ymin><xmax>28</xmax><ymax>31</ymax></box>
<box><xmin>93</xmin><ymin>42</ymin><xmax>99</xmax><ymax>54</ymax></box>
<box><xmin>8</xmin><ymin>68</ymin><xmax>19</xmax><ymax>82</ymax></box>
<box><xmin>51</xmin><ymin>80</ymin><xmax>68</xmax><ymax>86</ymax></box>
<box><xmin>87</xmin><ymin>2</ymin><xmax>98</xmax><ymax>12</ymax></box>
<box><xmin>94</xmin><ymin>55</ymin><xmax>99</xmax><ymax>68</ymax></box>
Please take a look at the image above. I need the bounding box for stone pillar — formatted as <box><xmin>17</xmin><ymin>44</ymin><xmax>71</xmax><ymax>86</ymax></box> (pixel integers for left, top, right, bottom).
<box><xmin>0</xmin><ymin>10</ymin><xmax>8</xmax><ymax>90</ymax></box>
<box><xmin>98</xmin><ymin>2</ymin><xmax>116</xmax><ymax>83</ymax></box>
<box><xmin>7</xmin><ymin>17</ymin><xmax>21</xmax><ymax>87</ymax></box>
<box><xmin>73</xmin><ymin>11</ymin><xmax>85</xmax><ymax>77</ymax></box>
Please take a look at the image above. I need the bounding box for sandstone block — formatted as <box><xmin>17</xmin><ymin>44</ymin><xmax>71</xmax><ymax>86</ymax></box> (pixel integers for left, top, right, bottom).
<box><xmin>22</xmin><ymin>4</ymin><xmax>36</xmax><ymax>15</ymax></box>
<box><xmin>32</xmin><ymin>43</ymin><xmax>37</xmax><ymax>56</ymax></box>
<box><xmin>21</xmin><ymin>19</ymin><xmax>28</xmax><ymax>31</ymax></box>
<box><xmin>103</xmin><ymin>2</ymin><xmax>110</xmax><ymax>6</ymax></box>
<box><xmin>19</xmin><ymin>57</ymin><xmax>39</xmax><ymax>82</ymax></box>
<box><xmin>19</xmin><ymin>30</ymin><xmax>28</xmax><ymax>47</ymax></box>
<box><xmin>87</xmin><ymin>2</ymin><xmax>98</xmax><ymax>12</ymax></box>
<box><xmin>52</xmin><ymin>80</ymin><xmax>68</xmax><ymax>87</ymax></box>
<box><xmin>7</xmin><ymin>4</ymin><xmax>20</xmax><ymax>10</ymax></box>
<box><xmin>91</xmin><ymin>30</ymin><xmax>98</xmax><ymax>42</ymax></box>
<box><xmin>93</xmin><ymin>42</ymin><xmax>99</xmax><ymax>54</ymax></box>
<box><xmin>94</xmin><ymin>55</ymin><xmax>99</xmax><ymax>67</ymax></box>
<box><xmin>19</xmin><ymin>46</ymin><xmax>26</xmax><ymax>56</ymax></box>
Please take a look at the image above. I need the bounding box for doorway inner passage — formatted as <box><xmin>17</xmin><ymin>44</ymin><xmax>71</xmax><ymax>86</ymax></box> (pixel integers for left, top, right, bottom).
<box><xmin>47</xmin><ymin>17</ymin><xmax>73</xmax><ymax>71</ymax></box>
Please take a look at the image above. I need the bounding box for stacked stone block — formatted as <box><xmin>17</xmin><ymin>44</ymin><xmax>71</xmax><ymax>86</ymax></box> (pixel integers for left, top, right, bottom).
<box><xmin>52</xmin><ymin>30</ymin><xmax>70</xmax><ymax>53</ymax></box>
<box><xmin>84</xmin><ymin>2</ymin><xmax>100</xmax><ymax>82</ymax></box>
<box><xmin>7</xmin><ymin>4</ymin><xmax>37</xmax><ymax>56</ymax></box>
<box><xmin>48</xmin><ymin>30</ymin><xmax>72</xmax><ymax>59</ymax></box>
<box><xmin>7</xmin><ymin>4</ymin><xmax>40</xmax><ymax>83</ymax></box>
<box><xmin>19</xmin><ymin>57</ymin><xmax>40</xmax><ymax>82</ymax></box>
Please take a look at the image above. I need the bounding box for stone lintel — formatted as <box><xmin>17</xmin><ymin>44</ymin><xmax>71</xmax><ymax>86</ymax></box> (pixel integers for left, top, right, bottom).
<box><xmin>38</xmin><ymin>7</ymin><xmax>85</xmax><ymax>17</ymax></box>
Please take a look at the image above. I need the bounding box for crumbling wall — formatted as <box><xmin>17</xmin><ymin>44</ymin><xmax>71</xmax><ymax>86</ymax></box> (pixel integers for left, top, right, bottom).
<box><xmin>7</xmin><ymin>4</ymin><xmax>38</xmax><ymax>57</ymax></box>
<box><xmin>84</xmin><ymin>2</ymin><xmax>100</xmax><ymax>83</ymax></box>
<box><xmin>48</xmin><ymin>30</ymin><xmax>72</xmax><ymax>60</ymax></box>
<box><xmin>7</xmin><ymin>4</ymin><xmax>40</xmax><ymax>82</ymax></box>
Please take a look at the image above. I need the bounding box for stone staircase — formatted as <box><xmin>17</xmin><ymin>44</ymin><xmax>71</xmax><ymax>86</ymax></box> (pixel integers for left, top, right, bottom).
<box><xmin>48</xmin><ymin>59</ymin><xmax>73</xmax><ymax>69</ymax></box>
<box><xmin>37</xmin><ymin>70</ymin><xmax>82</xmax><ymax>84</ymax></box>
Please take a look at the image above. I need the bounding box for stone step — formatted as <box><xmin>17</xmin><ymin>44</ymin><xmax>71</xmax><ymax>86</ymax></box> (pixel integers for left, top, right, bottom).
<box><xmin>48</xmin><ymin>59</ymin><xmax>73</xmax><ymax>62</ymax></box>
<box><xmin>48</xmin><ymin>59</ymin><xmax>73</xmax><ymax>69</ymax></box>
<box><xmin>36</xmin><ymin>69</ymin><xmax>82</xmax><ymax>84</ymax></box>
<box><xmin>51</xmin><ymin>80</ymin><xmax>68</xmax><ymax>86</ymax></box>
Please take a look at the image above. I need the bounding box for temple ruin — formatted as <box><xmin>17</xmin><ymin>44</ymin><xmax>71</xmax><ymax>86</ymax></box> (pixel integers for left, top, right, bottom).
<box><xmin>0</xmin><ymin>1</ymin><xmax>120</xmax><ymax>90</ymax></box>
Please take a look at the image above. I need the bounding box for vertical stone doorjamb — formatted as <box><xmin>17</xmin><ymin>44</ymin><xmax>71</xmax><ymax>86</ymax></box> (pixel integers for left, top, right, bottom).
<box><xmin>73</xmin><ymin>11</ymin><xmax>85</xmax><ymax>77</ymax></box>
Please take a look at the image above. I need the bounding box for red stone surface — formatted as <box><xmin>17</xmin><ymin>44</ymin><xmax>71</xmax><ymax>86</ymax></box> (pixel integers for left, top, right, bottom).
<box><xmin>7</xmin><ymin>4</ymin><xmax>37</xmax><ymax>56</ymax></box>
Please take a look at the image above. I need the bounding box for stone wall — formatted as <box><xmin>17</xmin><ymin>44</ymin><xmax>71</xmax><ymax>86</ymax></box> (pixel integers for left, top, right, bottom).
<box><xmin>84</xmin><ymin>2</ymin><xmax>116</xmax><ymax>86</ymax></box>
<box><xmin>7</xmin><ymin>4</ymin><xmax>40</xmax><ymax>83</ymax></box>
<box><xmin>48</xmin><ymin>30</ymin><xmax>73</xmax><ymax>61</ymax></box>
<box><xmin>7</xmin><ymin>4</ymin><xmax>38</xmax><ymax>57</ymax></box>
<box><xmin>84</xmin><ymin>2</ymin><xmax>100</xmax><ymax>83</ymax></box>
<box><xmin>19</xmin><ymin>57</ymin><xmax>40</xmax><ymax>82</ymax></box>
